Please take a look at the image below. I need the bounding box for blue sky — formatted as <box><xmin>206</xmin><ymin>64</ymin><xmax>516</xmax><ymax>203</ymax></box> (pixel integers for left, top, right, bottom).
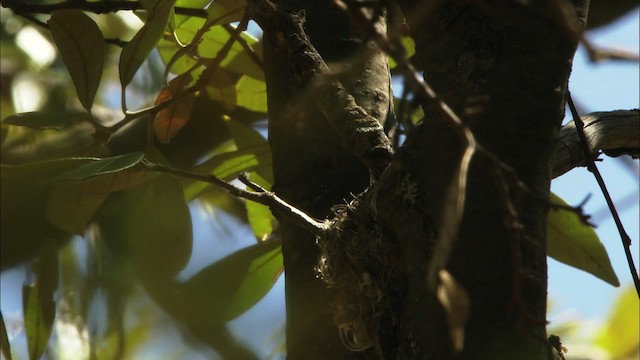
<box><xmin>548</xmin><ymin>8</ymin><xmax>639</xmax><ymax>323</ymax></box>
<box><xmin>1</xmin><ymin>6</ymin><xmax>638</xmax><ymax>360</ymax></box>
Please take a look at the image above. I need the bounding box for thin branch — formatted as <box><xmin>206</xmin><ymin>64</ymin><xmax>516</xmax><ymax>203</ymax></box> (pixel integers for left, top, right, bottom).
<box><xmin>1</xmin><ymin>0</ymin><xmax>208</xmax><ymax>17</ymax></box>
<box><xmin>567</xmin><ymin>93</ymin><xmax>640</xmax><ymax>296</ymax></box>
<box><xmin>552</xmin><ymin>109</ymin><xmax>640</xmax><ymax>178</ymax></box>
<box><xmin>142</xmin><ymin>160</ymin><xmax>329</xmax><ymax>234</ymax></box>
<box><xmin>223</xmin><ymin>24</ymin><xmax>264</xmax><ymax>71</ymax></box>
<box><xmin>581</xmin><ymin>37</ymin><xmax>640</xmax><ymax>63</ymax></box>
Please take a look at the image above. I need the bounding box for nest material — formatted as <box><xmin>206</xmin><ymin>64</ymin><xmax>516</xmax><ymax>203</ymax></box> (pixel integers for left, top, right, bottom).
<box><xmin>315</xmin><ymin>194</ymin><xmax>402</xmax><ymax>353</ymax></box>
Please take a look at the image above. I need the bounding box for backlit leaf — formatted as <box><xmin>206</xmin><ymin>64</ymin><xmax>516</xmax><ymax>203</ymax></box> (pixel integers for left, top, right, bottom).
<box><xmin>245</xmin><ymin>172</ymin><xmax>274</xmax><ymax>240</ymax></box>
<box><xmin>206</xmin><ymin>0</ymin><xmax>247</xmax><ymax>27</ymax></box>
<box><xmin>157</xmin><ymin>17</ymin><xmax>258</xmax><ymax>78</ymax></box>
<box><xmin>185</xmin><ymin>144</ymin><xmax>272</xmax><ymax>200</ymax></box>
<box><xmin>49</xmin><ymin>10</ymin><xmax>105</xmax><ymax>111</ymax></box>
<box><xmin>388</xmin><ymin>36</ymin><xmax>415</xmax><ymax>69</ymax></box>
<box><xmin>547</xmin><ymin>193</ymin><xmax>619</xmax><ymax>286</ymax></box>
<box><xmin>596</xmin><ymin>286</ymin><xmax>639</xmax><ymax>357</ymax></box>
<box><xmin>225</xmin><ymin>39</ymin><xmax>263</xmax><ymax>81</ymax></box>
<box><xmin>204</xmin><ymin>67</ymin><xmax>237</xmax><ymax>111</ymax></box>
<box><xmin>3</xmin><ymin>111</ymin><xmax>90</xmax><ymax>130</ymax></box>
<box><xmin>120</xmin><ymin>0</ymin><xmax>175</xmax><ymax>86</ymax></box>
<box><xmin>236</xmin><ymin>76</ymin><xmax>267</xmax><ymax>113</ymax></box>
<box><xmin>181</xmin><ymin>238</ymin><xmax>283</xmax><ymax>328</ymax></box>
<box><xmin>153</xmin><ymin>74</ymin><xmax>196</xmax><ymax>143</ymax></box>
<box><xmin>52</xmin><ymin>152</ymin><xmax>145</xmax><ymax>181</ymax></box>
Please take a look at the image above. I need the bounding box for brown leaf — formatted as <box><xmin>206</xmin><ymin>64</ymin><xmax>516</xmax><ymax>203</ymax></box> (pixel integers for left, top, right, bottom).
<box><xmin>153</xmin><ymin>74</ymin><xmax>196</xmax><ymax>143</ymax></box>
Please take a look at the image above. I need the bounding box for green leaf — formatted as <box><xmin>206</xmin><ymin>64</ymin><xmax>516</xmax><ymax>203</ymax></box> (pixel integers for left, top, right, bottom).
<box><xmin>49</xmin><ymin>10</ymin><xmax>105</xmax><ymax>111</ymax></box>
<box><xmin>245</xmin><ymin>172</ymin><xmax>274</xmax><ymax>240</ymax></box>
<box><xmin>46</xmin><ymin>168</ymin><xmax>152</xmax><ymax>235</ymax></box>
<box><xmin>204</xmin><ymin>67</ymin><xmax>237</xmax><ymax>111</ymax></box>
<box><xmin>157</xmin><ymin>17</ymin><xmax>259</xmax><ymax>78</ymax></box>
<box><xmin>1</xmin><ymin>312</ymin><xmax>12</xmax><ymax>360</ymax></box>
<box><xmin>22</xmin><ymin>239</ymin><xmax>58</xmax><ymax>360</ymax></box>
<box><xmin>225</xmin><ymin>118</ymin><xmax>272</xmax><ymax>182</ymax></box>
<box><xmin>388</xmin><ymin>36</ymin><xmax>415</xmax><ymax>69</ymax></box>
<box><xmin>225</xmin><ymin>39</ymin><xmax>263</xmax><ymax>81</ymax></box>
<box><xmin>597</xmin><ymin>286</ymin><xmax>639</xmax><ymax>357</ymax></box>
<box><xmin>185</xmin><ymin>144</ymin><xmax>272</xmax><ymax>200</ymax></box>
<box><xmin>3</xmin><ymin>111</ymin><xmax>90</xmax><ymax>130</ymax></box>
<box><xmin>547</xmin><ymin>193</ymin><xmax>619</xmax><ymax>286</ymax></box>
<box><xmin>174</xmin><ymin>0</ymin><xmax>210</xmax><ymax>27</ymax></box>
<box><xmin>23</xmin><ymin>284</ymin><xmax>54</xmax><ymax>360</ymax></box>
<box><xmin>181</xmin><ymin>238</ymin><xmax>283</xmax><ymax>328</ymax></box>
<box><xmin>95</xmin><ymin>175</ymin><xmax>192</xmax><ymax>286</ymax></box>
<box><xmin>236</xmin><ymin>76</ymin><xmax>267</xmax><ymax>113</ymax></box>
<box><xmin>119</xmin><ymin>0</ymin><xmax>176</xmax><ymax>86</ymax></box>
<box><xmin>205</xmin><ymin>0</ymin><xmax>246</xmax><ymax>27</ymax></box>
<box><xmin>225</xmin><ymin>117</ymin><xmax>267</xmax><ymax>149</ymax></box>
<box><xmin>52</xmin><ymin>152</ymin><xmax>145</xmax><ymax>181</ymax></box>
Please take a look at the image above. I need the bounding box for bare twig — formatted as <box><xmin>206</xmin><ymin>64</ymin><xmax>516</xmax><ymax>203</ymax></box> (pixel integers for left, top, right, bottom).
<box><xmin>143</xmin><ymin>160</ymin><xmax>329</xmax><ymax>234</ymax></box>
<box><xmin>567</xmin><ymin>93</ymin><xmax>640</xmax><ymax>296</ymax></box>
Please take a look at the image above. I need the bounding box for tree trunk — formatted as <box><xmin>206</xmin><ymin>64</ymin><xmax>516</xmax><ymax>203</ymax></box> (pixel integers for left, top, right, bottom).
<box><xmin>262</xmin><ymin>1</ymin><xmax>392</xmax><ymax>358</ymax></box>
<box><xmin>263</xmin><ymin>1</ymin><xmax>586</xmax><ymax>359</ymax></box>
<box><xmin>381</xmin><ymin>2</ymin><xmax>586</xmax><ymax>358</ymax></box>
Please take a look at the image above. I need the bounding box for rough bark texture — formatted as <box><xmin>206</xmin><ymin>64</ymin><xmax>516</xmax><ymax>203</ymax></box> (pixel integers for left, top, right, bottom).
<box><xmin>261</xmin><ymin>1</ymin><xmax>392</xmax><ymax>358</ymax></box>
<box><xmin>387</xmin><ymin>2</ymin><xmax>585</xmax><ymax>358</ymax></box>
<box><xmin>263</xmin><ymin>0</ymin><xmax>585</xmax><ymax>358</ymax></box>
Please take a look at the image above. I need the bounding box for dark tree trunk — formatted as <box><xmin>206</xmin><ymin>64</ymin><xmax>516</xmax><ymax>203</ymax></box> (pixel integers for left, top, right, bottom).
<box><xmin>263</xmin><ymin>1</ymin><xmax>586</xmax><ymax>359</ymax></box>
<box><xmin>378</xmin><ymin>2</ymin><xmax>585</xmax><ymax>358</ymax></box>
<box><xmin>262</xmin><ymin>1</ymin><xmax>392</xmax><ymax>358</ymax></box>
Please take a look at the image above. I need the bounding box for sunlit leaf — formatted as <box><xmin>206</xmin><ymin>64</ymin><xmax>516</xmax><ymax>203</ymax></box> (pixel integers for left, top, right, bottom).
<box><xmin>119</xmin><ymin>0</ymin><xmax>176</xmax><ymax>86</ymax></box>
<box><xmin>174</xmin><ymin>0</ymin><xmax>210</xmax><ymax>27</ymax></box>
<box><xmin>1</xmin><ymin>312</ymin><xmax>12</xmax><ymax>360</ymax></box>
<box><xmin>49</xmin><ymin>10</ymin><xmax>105</xmax><ymax>111</ymax></box>
<box><xmin>206</xmin><ymin>0</ymin><xmax>247</xmax><ymax>27</ymax></box>
<box><xmin>185</xmin><ymin>144</ymin><xmax>272</xmax><ymax>200</ymax></box>
<box><xmin>245</xmin><ymin>172</ymin><xmax>274</xmax><ymax>240</ymax></box>
<box><xmin>157</xmin><ymin>17</ymin><xmax>259</xmax><ymax>78</ymax></box>
<box><xmin>3</xmin><ymin>111</ymin><xmax>90</xmax><ymax>130</ymax></box>
<box><xmin>52</xmin><ymin>152</ymin><xmax>145</xmax><ymax>181</ymax></box>
<box><xmin>153</xmin><ymin>74</ymin><xmax>196</xmax><ymax>143</ymax></box>
<box><xmin>204</xmin><ymin>67</ymin><xmax>237</xmax><ymax>111</ymax></box>
<box><xmin>236</xmin><ymin>76</ymin><xmax>267</xmax><ymax>113</ymax></box>
<box><xmin>225</xmin><ymin>118</ymin><xmax>272</xmax><ymax>182</ymax></box>
<box><xmin>225</xmin><ymin>39</ymin><xmax>263</xmax><ymax>81</ymax></box>
<box><xmin>547</xmin><ymin>193</ymin><xmax>619</xmax><ymax>286</ymax></box>
<box><xmin>181</xmin><ymin>238</ymin><xmax>283</xmax><ymax>328</ymax></box>
<box><xmin>388</xmin><ymin>36</ymin><xmax>415</xmax><ymax>69</ymax></box>
<box><xmin>597</xmin><ymin>286</ymin><xmax>639</xmax><ymax>358</ymax></box>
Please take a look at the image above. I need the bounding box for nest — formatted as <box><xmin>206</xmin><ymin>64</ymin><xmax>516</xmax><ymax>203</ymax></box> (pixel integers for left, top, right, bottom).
<box><xmin>315</xmin><ymin>194</ymin><xmax>403</xmax><ymax>354</ymax></box>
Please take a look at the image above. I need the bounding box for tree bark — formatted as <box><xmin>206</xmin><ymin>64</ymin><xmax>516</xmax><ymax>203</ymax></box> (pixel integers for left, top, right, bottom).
<box><xmin>261</xmin><ymin>1</ymin><xmax>393</xmax><ymax>358</ymax></box>
<box><xmin>384</xmin><ymin>1</ymin><xmax>587</xmax><ymax>358</ymax></box>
